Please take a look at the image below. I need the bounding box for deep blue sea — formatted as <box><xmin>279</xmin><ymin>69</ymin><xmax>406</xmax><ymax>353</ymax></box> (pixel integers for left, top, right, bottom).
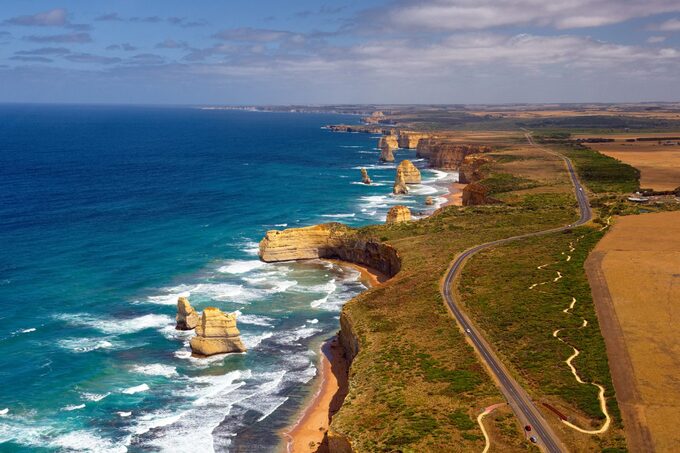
<box><xmin>0</xmin><ymin>105</ymin><xmax>454</xmax><ymax>452</ymax></box>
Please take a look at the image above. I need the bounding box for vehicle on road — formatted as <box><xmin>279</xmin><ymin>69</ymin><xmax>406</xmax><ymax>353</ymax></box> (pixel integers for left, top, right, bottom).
<box><xmin>525</xmin><ymin>425</ymin><xmax>531</xmax><ymax>432</ymax></box>
<box><xmin>530</xmin><ymin>436</ymin><xmax>538</xmax><ymax>443</ymax></box>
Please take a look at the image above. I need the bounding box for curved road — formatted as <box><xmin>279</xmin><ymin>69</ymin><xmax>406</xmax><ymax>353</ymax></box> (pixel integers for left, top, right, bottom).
<box><xmin>442</xmin><ymin>133</ymin><xmax>591</xmax><ymax>453</ymax></box>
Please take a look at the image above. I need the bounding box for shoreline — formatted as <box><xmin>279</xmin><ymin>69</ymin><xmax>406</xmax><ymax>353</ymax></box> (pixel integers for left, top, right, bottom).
<box><xmin>282</xmin><ymin>261</ymin><xmax>381</xmax><ymax>453</ymax></box>
<box><xmin>443</xmin><ymin>182</ymin><xmax>465</xmax><ymax>207</ymax></box>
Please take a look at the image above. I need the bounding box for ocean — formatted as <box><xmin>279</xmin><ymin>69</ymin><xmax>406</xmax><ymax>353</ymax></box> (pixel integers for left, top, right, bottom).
<box><xmin>0</xmin><ymin>105</ymin><xmax>454</xmax><ymax>452</ymax></box>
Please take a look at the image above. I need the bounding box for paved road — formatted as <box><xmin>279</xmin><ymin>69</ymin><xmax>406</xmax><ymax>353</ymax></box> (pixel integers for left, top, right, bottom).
<box><xmin>442</xmin><ymin>133</ymin><xmax>592</xmax><ymax>453</ymax></box>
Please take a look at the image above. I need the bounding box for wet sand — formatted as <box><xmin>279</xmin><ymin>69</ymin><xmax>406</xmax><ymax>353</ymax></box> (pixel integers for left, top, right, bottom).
<box><xmin>282</xmin><ymin>262</ymin><xmax>381</xmax><ymax>453</ymax></box>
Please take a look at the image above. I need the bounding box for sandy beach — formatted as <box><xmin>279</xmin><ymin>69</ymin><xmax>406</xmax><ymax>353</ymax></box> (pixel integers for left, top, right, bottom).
<box><xmin>444</xmin><ymin>182</ymin><xmax>465</xmax><ymax>206</ymax></box>
<box><xmin>282</xmin><ymin>262</ymin><xmax>382</xmax><ymax>453</ymax></box>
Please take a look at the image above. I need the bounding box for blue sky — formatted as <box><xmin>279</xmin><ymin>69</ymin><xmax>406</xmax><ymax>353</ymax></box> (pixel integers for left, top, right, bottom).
<box><xmin>0</xmin><ymin>1</ymin><xmax>679</xmax><ymax>104</ymax></box>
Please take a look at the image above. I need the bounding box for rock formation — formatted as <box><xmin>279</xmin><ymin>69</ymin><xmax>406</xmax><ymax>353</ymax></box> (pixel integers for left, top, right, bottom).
<box><xmin>363</xmin><ymin>111</ymin><xmax>385</xmax><ymax>124</ymax></box>
<box><xmin>458</xmin><ymin>155</ymin><xmax>492</xmax><ymax>184</ymax></box>
<box><xmin>176</xmin><ymin>296</ymin><xmax>199</xmax><ymax>330</ymax></box>
<box><xmin>398</xmin><ymin>132</ymin><xmax>429</xmax><ymax>149</ymax></box>
<box><xmin>190</xmin><ymin>307</ymin><xmax>246</xmax><ymax>356</ymax></box>
<box><xmin>378</xmin><ymin>135</ymin><xmax>399</xmax><ymax>162</ymax></box>
<box><xmin>462</xmin><ymin>182</ymin><xmax>491</xmax><ymax>206</ymax></box>
<box><xmin>360</xmin><ymin>168</ymin><xmax>372</xmax><ymax>185</ymax></box>
<box><xmin>425</xmin><ymin>196</ymin><xmax>434</xmax><ymax>205</ymax></box>
<box><xmin>396</xmin><ymin>160</ymin><xmax>421</xmax><ymax>184</ymax></box>
<box><xmin>393</xmin><ymin>168</ymin><xmax>408</xmax><ymax>194</ymax></box>
<box><xmin>380</xmin><ymin>147</ymin><xmax>395</xmax><ymax>162</ymax></box>
<box><xmin>259</xmin><ymin>223</ymin><xmax>401</xmax><ymax>277</ymax></box>
<box><xmin>416</xmin><ymin>139</ymin><xmax>492</xmax><ymax>171</ymax></box>
<box><xmin>386</xmin><ymin>205</ymin><xmax>411</xmax><ymax>223</ymax></box>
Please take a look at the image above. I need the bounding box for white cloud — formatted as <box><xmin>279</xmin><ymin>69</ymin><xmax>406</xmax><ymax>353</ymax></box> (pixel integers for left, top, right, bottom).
<box><xmin>385</xmin><ymin>0</ymin><xmax>680</xmax><ymax>30</ymax></box>
<box><xmin>647</xmin><ymin>35</ymin><xmax>667</xmax><ymax>43</ymax></box>
<box><xmin>652</xmin><ymin>17</ymin><xmax>680</xmax><ymax>31</ymax></box>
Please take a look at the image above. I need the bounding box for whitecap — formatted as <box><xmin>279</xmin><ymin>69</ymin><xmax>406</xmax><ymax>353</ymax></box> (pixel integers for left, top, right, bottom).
<box><xmin>118</xmin><ymin>411</ymin><xmax>132</xmax><ymax>417</ymax></box>
<box><xmin>241</xmin><ymin>241</ymin><xmax>260</xmax><ymax>256</ymax></box>
<box><xmin>274</xmin><ymin>223</ymin><xmax>288</xmax><ymax>227</ymax></box>
<box><xmin>50</xmin><ymin>430</ymin><xmax>127</xmax><ymax>453</ymax></box>
<box><xmin>321</xmin><ymin>213</ymin><xmax>355</xmax><ymax>218</ymax></box>
<box><xmin>275</xmin><ymin>326</ymin><xmax>322</xmax><ymax>345</ymax></box>
<box><xmin>217</xmin><ymin>260</ymin><xmax>265</xmax><ymax>274</ymax></box>
<box><xmin>62</xmin><ymin>404</ymin><xmax>85</xmax><ymax>411</ymax></box>
<box><xmin>57</xmin><ymin>338</ymin><xmax>115</xmax><ymax>353</ymax></box>
<box><xmin>241</xmin><ymin>331</ymin><xmax>274</xmax><ymax>349</ymax></box>
<box><xmin>306</xmin><ymin>319</ymin><xmax>319</xmax><ymax>324</ymax></box>
<box><xmin>122</xmin><ymin>383</ymin><xmax>150</xmax><ymax>395</ymax></box>
<box><xmin>56</xmin><ymin>313</ymin><xmax>173</xmax><ymax>335</ymax></box>
<box><xmin>81</xmin><ymin>392</ymin><xmax>111</xmax><ymax>402</ymax></box>
<box><xmin>20</xmin><ymin>328</ymin><xmax>36</xmax><ymax>334</ymax></box>
<box><xmin>310</xmin><ymin>295</ymin><xmax>329</xmax><ymax>308</ymax></box>
<box><xmin>131</xmin><ymin>364</ymin><xmax>178</xmax><ymax>378</ymax></box>
<box><xmin>235</xmin><ymin>313</ymin><xmax>275</xmax><ymax>327</ymax></box>
<box><xmin>0</xmin><ymin>408</ymin><xmax>8</xmax><ymax>416</ymax></box>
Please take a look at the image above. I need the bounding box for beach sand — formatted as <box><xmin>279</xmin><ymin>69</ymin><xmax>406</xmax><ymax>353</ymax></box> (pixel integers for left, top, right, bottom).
<box><xmin>443</xmin><ymin>182</ymin><xmax>465</xmax><ymax>206</ymax></box>
<box><xmin>282</xmin><ymin>262</ymin><xmax>382</xmax><ymax>453</ymax></box>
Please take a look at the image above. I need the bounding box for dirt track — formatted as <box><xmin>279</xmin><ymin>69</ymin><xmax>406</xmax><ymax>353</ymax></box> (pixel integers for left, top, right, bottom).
<box><xmin>586</xmin><ymin>211</ymin><xmax>680</xmax><ymax>452</ymax></box>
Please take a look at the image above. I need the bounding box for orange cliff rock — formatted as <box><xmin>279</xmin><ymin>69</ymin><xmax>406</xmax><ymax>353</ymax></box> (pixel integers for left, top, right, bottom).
<box><xmin>176</xmin><ymin>296</ymin><xmax>199</xmax><ymax>330</ymax></box>
<box><xmin>462</xmin><ymin>182</ymin><xmax>495</xmax><ymax>206</ymax></box>
<box><xmin>378</xmin><ymin>135</ymin><xmax>398</xmax><ymax>162</ymax></box>
<box><xmin>189</xmin><ymin>308</ymin><xmax>246</xmax><ymax>356</ymax></box>
<box><xmin>417</xmin><ymin>141</ymin><xmax>492</xmax><ymax>171</ymax></box>
<box><xmin>258</xmin><ymin>223</ymin><xmax>401</xmax><ymax>277</ymax></box>
<box><xmin>397</xmin><ymin>131</ymin><xmax>429</xmax><ymax>149</ymax></box>
<box><xmin>393</xmin><ymin>168</ymin><xmax>408</xmax><ymax>194</ymax></box>
<box><xmin>386</xmin><ymin>205</ymin><xmax>411</xmax><ymax>223</ymax></box>
<box><xmin>396</xmin><ymin>159</ymin><xmax>421</xmax><ymax>184</ymax></box>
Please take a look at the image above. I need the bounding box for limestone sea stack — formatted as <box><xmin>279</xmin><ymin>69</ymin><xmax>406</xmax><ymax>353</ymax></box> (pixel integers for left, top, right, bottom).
<box><xmin>386</xmin><ymin>205</ymin><xmax>411</xmax><ymax>224</ymax></box>
<box><xmin>189</xmin><ymin>307</ymin><xmax>246</xmax><ymax>356</ymax></box>
<box><xmin>393</xmin><ymin>168</ymin><xmax>408</xmax><ymax>194</ymax></box>
<box><xmin>396</xmin><ymin>160</ymin><xmax>421</xmax><ymax>184</ymax></box>
<box><xmin>425</xmin><ymin>196</ymin><xmax>434</xmax><ymax>205</ymax></box>
<box><xmin>378</xmin><ymin>136</ymin><xmax>397</xmax><ymax>162</ymax></box>
<box><xmin>360</xmin><ymin>168</ymin><xmax>372</xmax><ymax>185</ymax></box>
<box><xmin>176</xmin><ymin>296</ymin><xmax>199</xmax><ymax>330</ymax></box>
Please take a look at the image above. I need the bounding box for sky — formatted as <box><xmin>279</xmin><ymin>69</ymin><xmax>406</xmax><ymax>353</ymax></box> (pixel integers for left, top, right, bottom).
<box><xmin>0</xmin><ymin>0</ymin><xmax>679</xmax><ymax>105</ymax></box>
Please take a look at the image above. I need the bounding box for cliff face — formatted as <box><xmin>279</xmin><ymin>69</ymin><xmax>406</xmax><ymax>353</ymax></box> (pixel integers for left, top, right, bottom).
<box><xmin>458</xmin><ymin>155</ymin><xmax>492</xmax><ymax>184</ymax></box>
<box><xmin>462</xmin><ymin>182</ymin><xmax>491</xmax><ymax>206</ymax></box>
<box><xmin>386</xmin><ymin>205</ymin><xmax>411</xmax><ymax>223</ymax></box>
<box><xmin>378</xmin><ymin>135</ymin><xmax>399</xmax><ymax>150</ymax></box>
<box><xmin>429</xmin><ymin>144</ymin><xmax>491</xmax><ymax>170</ymax></box>
<box><xmin>397</xmin><ymin>131</ymin><xmax>429</xmax><ymax>149</ymax></box>
<box><xmin>190</xmin><ymin>308</ymin><xmax>246</xmax><ymax>356</ymax></box>
<box><xmin>396</xmin><ymin>159</ymin><xmax>421</xmax><ymax>184</ymax></box>
<box><xmin>259</xmin><ymin>223</ymin><xmax>401</xmax><ymax>277</ymax></box>
<box><xmin>380</xmin><ymin>146</ymin><xmax>395</xmax><ymax>162</ymax></box>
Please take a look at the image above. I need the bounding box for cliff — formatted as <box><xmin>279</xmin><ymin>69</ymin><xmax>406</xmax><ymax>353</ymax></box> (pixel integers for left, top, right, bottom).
<box><xmin>379</xmin><ymin>146</ymin><xmax>395</xmax><ymax>162</ymax></box>
<box><xmin>190</xmin><ymin>307</ymin><xmax>246</xmax><ymax>356</ymax></box>
<box><xmin>397</xmin><ymin>131</ymin><xmax>429</xmax><ymax>149</ymax></box>
<box><xmin>386</xmin><ymin>205</ymin><xmax>411</xmax><ymax>223</ymax></box>
<box><xmin>258</xmin><ymin>223</ymin><xmax>401</xmax><ymax>277</ymax></box>
<box><xmin>396</xmin><ymin>159</ymin><xmax>421</xmax><ymax>184</ymax></box>
<box><xmin>462</xmin><ymin>182</ymin><xmax>492</xmax><ymax>206</ymax></box>
<box><xmin>458</xmin><ymin>155</ymin><xmax>492</xmax><ymax>184</ymax></box>
<box><xmin>416</xmin><ymin>139</ymin><xmax>492</xmax><ymax>171</ymax></box>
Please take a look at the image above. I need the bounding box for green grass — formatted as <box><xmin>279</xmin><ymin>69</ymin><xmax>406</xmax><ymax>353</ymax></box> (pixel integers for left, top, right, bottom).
<box><xmin>545</xmin><ymin>142</ymin><xmax>640</xmax><ymax>193</ymax></box>
<box><xmin>479</xmin><ymin>173</ymin><xmax>540</xmax><ymax>195</ymax></box>
<box><xmin>458</xmin><ymin>226</ymin><xmax>626</xmax><ymax>451</ymax></box>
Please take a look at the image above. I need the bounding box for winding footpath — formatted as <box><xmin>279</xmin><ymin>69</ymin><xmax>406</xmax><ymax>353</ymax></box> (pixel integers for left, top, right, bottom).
<box><xmin>441</xmin><ymin>133</ymin><xmax>591</xmax><ymax>453</ymax></box>
<box><xmin>535</xmin><ymin>238</ymin><xmax>612</xmax><ymax>435</ymax></box>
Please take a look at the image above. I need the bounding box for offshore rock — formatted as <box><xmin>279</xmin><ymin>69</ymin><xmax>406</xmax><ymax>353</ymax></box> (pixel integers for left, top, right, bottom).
<box><xmin>259</xmin><ymin>223</ymin><xmax>401</xmax><ymax>277</ymax></box>
<box><xmin>425</xmin><ymin>196</ymin><xmax>434</xmax><ymax>205</ymax></box>
<box><xmin>396</xmin><ymin>160</ymin><xmax>421</xmax><ymax>184</ymax></box>
<box><xmin>379</xmin><ymin>135</ymin><xmax>399</xmax><ymax>150</ymax></box>
<box><xmin>379</xmin><ymin>146</ymin><xmax>395</xmax><ymax>162</ymax></box>
<box><xmin>189</xmin><ymin>307</ymin><xmax>246</xmax><ymax>356</ymax></box>
<box><xmin>386</xmin><ymin>205</ymin><xmax>411</xmax><ymax>224</ymax></box>
<box><xmin>176</xmin><ymin>296</ymin><xmax>200</xmax><ymax>330</ymax></box>
<box><xmin>393</xmin><ymin>168</ymin><xmax>408</xmax><ymax>194</ymax></box>
<box><xmin>360</xmin><ymin>168</ymin><xmax>372</xmax><ymax>185</ymax></box>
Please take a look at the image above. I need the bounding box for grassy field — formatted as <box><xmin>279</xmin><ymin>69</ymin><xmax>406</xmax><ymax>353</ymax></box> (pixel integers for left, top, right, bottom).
<box><xmin>458</xmin><ymin>227</ymin><xmax>628</xmax><ymax>451</ymax></box>
<box><xmin>327</xmin><ymin>131</ymin><xmax>639</xmax><ymax>452</ymax></box>
<box><xmin>331</xmin><ymin>194</ymin><xmax>577</xmax><ymax>452</ymax></box>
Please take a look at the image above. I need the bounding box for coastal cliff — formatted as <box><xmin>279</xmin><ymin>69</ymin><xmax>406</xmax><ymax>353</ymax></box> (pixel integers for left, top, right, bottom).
<box><xmin>397</xmin><ymin>131</ymin><xmax>429</xmax><ymax>149</ymax></box>
<box><xmin>259</xmin><ymin>223</ymin><xmax>401</xmax><ymax>277</ymax></box>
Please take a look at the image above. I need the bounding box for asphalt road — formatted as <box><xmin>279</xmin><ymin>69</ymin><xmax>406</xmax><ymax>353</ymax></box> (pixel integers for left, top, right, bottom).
<box><xmin>441</xmin><ymin>133</ymin><xmax>592</xmax><ymax>453</ymax></box>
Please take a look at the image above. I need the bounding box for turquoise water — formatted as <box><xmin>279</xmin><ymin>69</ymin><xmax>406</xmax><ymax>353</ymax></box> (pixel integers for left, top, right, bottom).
<box><xmin>0</xmin><ymin>105</ymin><xmax>453</xmax><ymax>452</ymax></box>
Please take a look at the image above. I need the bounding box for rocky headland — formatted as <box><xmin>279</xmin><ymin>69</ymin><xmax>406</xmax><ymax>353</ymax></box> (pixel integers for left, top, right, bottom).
<box><xmin>259</xmin><ymin>223</ymin><xmax>400</xmax><ymax>277</ymax></box>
